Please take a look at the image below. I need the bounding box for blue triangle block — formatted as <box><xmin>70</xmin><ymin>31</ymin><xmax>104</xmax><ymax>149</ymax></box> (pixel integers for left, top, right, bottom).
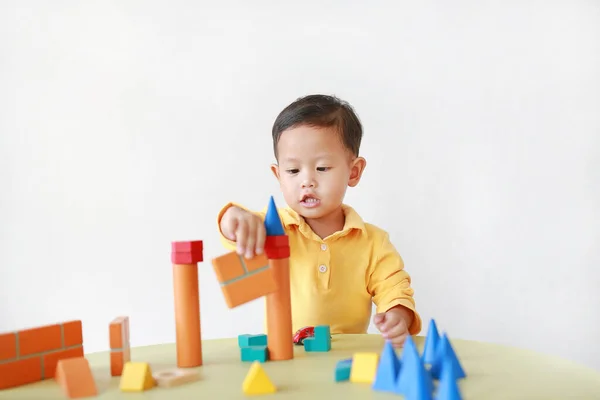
<box><xmin>423</xmin><ymin>319</ymin><xmax>440</xmax><ymax>365</ymax></box>
<box><xmin>395</xmin><ymin>336</ymin><xmax>430</xmax><ymax>395</ymax></box>
<box><xmin>430</xmin><ymin>333</ymin><xmax>466</xmax><ymax>380</ymax></box>
<box><xmin>372</xmin><ymin>341</ymin><xmax>401</xmax><ymax>393</ymax></box>
<box><xmin>396</xmin><ymin>339</ymin><xmax>434</xmax><ymax>400</ymax></box>
<box><xmin>264</xmin><ymin>196</ymin><xmax>285</xmax><ymax>236</ymax></box>
<box><xmin>436</xmin><ymin>356</ymin><xmax>463</xmax><ymax>400</ymax></box>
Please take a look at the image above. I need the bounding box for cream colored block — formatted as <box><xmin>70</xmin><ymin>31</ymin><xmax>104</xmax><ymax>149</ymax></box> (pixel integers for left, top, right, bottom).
<box><xmin>153</xmin><ymin>368</ymin><xmax>199</xmax><ymax>388</ymax></box>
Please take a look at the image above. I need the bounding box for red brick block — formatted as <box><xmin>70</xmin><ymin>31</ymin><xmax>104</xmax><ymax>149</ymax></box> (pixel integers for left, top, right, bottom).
<box><xmin>0</xmin><ymin>357</ymin><xmax>42</xmax><ymax>389</ymax></box>
<box><xmin>43</xmin><ymin>346</ymin><xmax>84</xmax><ymax>379</ymax></box>
<box><xmin>19</xmin><ymin>324</ymin><xmax>62</xmax><ymax>356</ymax></box>
<box><xmin>63</xmin><ymin>320</ymin><xmax>83</xmax><ymax>347</ymax></box>
<box><xmin>0</xmin><ymin>332</ymin><xmax>16</xmax><ymax>361</ymax></box>
<box><xmin>172</xmin><ymin>240</ymin><xmax>203</xmax><ymax>253</ymax></box>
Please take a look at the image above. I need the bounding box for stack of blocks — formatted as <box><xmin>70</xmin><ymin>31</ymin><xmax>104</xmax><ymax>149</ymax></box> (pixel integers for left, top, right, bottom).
<box><xmin>304</xmin><ymin>325</ymin><xmax>331</xmax><ymax>352</ymax></box>
<box><xmin>335</xmin><ymin>319</ymin><xmax>465</xmax><ymax>400</ymax></box>
<box><xmin>239</xmin><ymin>334</ymin><xmax>269</xmax><ymax>363</ymax></box>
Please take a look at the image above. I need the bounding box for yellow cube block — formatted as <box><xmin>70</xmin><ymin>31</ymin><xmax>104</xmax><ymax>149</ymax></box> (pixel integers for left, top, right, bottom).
<box><xmin>120</xmin><ymin>362</ymin><xmax>155</xmax><ymax>392</ymax></box>
<box><xmin>350</xmin><ymin>352</ymin><xmax>379</xmax><ymax>383</ymax></box>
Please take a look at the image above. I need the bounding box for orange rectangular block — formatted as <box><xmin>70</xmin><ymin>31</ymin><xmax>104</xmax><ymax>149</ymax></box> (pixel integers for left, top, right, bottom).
<box><xmin>212</xmin><ymin>251</ymin><xmax>278</xmax><ymax>308</ymax></box>
<box><xmin>110</xmin><ymin>316</ymin><xmax>130</xmax><ymax>349</ymax></box>
<box><xmin>212</xmin><ymin>251</ymin><xmax>246</xmax><ymax>282</ymax></box>
<box><xmin>110</xmin><ymin>316</ymin><xmax>130</xmax><ymax>376</ymax></box>
<box><xmin>55</xmin><ymin>357</ymin><xmax>98</xmax><ymax>398</ymax></box>
<box><xmin>0</xmin><ymin>332</ymin><xmax>17</xmax><ymax>361</ymax></box>
<box><xmin>43</xmin><ymin>346</ymin><xmax>84</xmax><ymax>379</ymax></box>
<box><xmin>18</xmin><ymin>323</ymin><xmax>62</xmax><ymax>356</ymax></box>
<box><xmin>221</xmin><ymin>268</ymin><xmax>278</xmax><ymax>308</ymax></box>
<box><xmin>62</xmin><ymin>320</ymin><xmax>83</xmax><ymax>347</ymax></box>
<box><xmin>0</xmin><ymin>357</ymin><xmax>42</xmax><ymax>389</ymax></box>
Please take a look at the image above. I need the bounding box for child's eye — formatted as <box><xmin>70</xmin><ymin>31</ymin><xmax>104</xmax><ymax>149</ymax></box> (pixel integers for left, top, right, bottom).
<box><xmin>286</xmin><ymin>169</ymin><xmax>299</xmax><ymax>174</ymax></box>
<box><xmin>317</xmin><ymin>167</ymin><xmax>330</xmax><ymax>172</ymax></box>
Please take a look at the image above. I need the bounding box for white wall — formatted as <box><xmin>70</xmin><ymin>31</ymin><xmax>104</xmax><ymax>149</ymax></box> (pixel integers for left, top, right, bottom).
<box><xmin>1</xmin><ymin>1</ymin><xmax>599</xmax><ymax>371</ymax></box>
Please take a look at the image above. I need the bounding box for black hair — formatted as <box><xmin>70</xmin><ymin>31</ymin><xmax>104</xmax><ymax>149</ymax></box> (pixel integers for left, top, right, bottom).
<box><xmin>271</xmin><ymin>94</ymin><xmax>363</xmax><ymax>159</ymax></box>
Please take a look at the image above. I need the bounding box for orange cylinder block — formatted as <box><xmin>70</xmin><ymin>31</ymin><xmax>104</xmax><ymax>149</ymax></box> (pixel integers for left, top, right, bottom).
<box><xmin>265</xmin><ymin>257</ymin><xmax>293</xmax><ymax>361</ymax></box>
<box><xmin>172</xmin><ymin>240</ymin><xmax>203</xmax><ymax>368</ymax></box>
<box><xmin>173</xmin><ymin>263</ymin><xmax>202</xmax><ymax>367</ymax></box>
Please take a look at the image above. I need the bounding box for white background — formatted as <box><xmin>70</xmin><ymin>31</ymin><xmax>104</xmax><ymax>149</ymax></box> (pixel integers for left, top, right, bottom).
<box><xmin>1</xmin><ymin>1</ymin><xmax>599</xmax><ymax>371</ymax></box>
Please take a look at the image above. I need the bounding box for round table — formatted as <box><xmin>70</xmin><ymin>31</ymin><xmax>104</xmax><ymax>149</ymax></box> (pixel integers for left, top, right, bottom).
<box><xmin>0</xmin><ymin>334</ymin><xmax>599</xmax><ymax>399</ymax></box>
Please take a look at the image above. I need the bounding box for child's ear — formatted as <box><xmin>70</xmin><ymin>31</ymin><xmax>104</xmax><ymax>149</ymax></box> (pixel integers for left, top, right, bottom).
<box><xmin>348</xmin><ymin>156</ymin><xmax>366</xmax><ymax>187</ymax></box>
<box><xmin>270</xmin><ymin>163</ymin><xmax>280</xmax><ymax>180</ymax></box>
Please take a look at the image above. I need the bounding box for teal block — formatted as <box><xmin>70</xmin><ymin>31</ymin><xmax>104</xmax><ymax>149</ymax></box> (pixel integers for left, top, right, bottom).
<box><xmin>238</xmin><ymin>334</ymin><xmax>267</xmax><ymax>348</ymax></box>
<box><xmin>304</xmin><ymin>325</ymin><xmax>331</xmax><ymax>352</ymax></box>
<box><xmin>241</xmin><ymin>345</ymin><xmax>268</xmax><ymax>362</ymax></box>
<box><xmin>335</xmin><ymin>358</ymin><xmax>353</xmax><ymax>382</ymax></box>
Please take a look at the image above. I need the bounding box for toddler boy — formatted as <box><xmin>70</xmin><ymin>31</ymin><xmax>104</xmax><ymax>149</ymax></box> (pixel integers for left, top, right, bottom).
<box><xmin>216</xmin><ymin>94</ymin><xmax>421</xmax><ymax>347</ymax></box>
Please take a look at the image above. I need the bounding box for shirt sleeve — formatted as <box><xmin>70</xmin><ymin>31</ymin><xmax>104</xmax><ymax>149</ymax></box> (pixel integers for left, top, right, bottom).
<box><xmin>216</xmin><ymin>202</ymin><xmax>267</xmax><ymax>251</ymax></box>
<box><xmin>367</xmin><ymin>232</ymin><xmax>423</xmax><ymax>335</ymax></box>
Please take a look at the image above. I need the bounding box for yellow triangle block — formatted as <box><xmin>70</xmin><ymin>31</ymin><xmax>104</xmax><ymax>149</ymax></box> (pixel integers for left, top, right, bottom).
<box><xmin>350</xmin><ymin>352</ymin><xmax>379</xmax><ymax>383</ymax></box>
<box><xmin>120</xmin><ymin>362</ymin><xmax>155</xmax><ymax>392</ymax></box>
<box><xmin>242</xmin><ymin>361</ymin><xmax>276</xmax><ymax>395</ymax></box>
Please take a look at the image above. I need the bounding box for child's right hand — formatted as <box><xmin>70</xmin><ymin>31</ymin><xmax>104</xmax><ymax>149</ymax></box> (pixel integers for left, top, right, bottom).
<box><xmin>220</xmin><ymin>206</ymin><xmax>266</xmax><ymax>259</ymax></box>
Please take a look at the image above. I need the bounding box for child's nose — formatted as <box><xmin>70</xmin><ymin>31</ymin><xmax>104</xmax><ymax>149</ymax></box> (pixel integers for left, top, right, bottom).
<box><xmin>301</xmin><ymin>178</ymin><xmax>316</xmax><ymax>188</ymax></box>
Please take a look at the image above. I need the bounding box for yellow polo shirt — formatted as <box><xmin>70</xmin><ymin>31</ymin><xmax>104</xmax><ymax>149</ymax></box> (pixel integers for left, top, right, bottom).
<box><xmin>216</xmin><ymin>202</ymin><xmax>422</xmax><ymax>336</ymax></box>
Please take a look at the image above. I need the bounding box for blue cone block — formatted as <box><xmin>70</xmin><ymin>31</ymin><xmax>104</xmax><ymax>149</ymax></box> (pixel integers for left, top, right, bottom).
<box><xmin>436</xmin><ymin>356</ymin><xmax>463</xmax><ymax>400</ymax></box>
<box><xmin>395</xmin><ymin>336</ymin><xmax>427</xmax><ymax>395</ymax></box>
<box><xmin>423</xmin><ymin>319</ymin><xmax>440</xmax><ymax>365</ymax></box>
<box><xmin>396</xmin><ymin>338</ymin><xmax>433</xmax><ymax>399</ymax></box>
<box><xmin>264</xmin><ymin>196</ymin><xmax>285</xmax><ymax>236</ymax></box>
<box><xmin>372</xmin><ymin>341</ymin><xmax>401</xmax><ymax>393</ymax></box>
<box><xmin>430</xmin><ymin>333</ymin><xmax>466</xmax><ymax>380</ymax></box>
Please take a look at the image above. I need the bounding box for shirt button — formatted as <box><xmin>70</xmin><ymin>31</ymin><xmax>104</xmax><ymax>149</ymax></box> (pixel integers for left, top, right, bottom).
<box><xmin>319</xmin><ymin>264</ymin><xmax>327</xmax><ymax>273</ymax></box>
<box><xmin>320</xmin><ymin>244</ymin><xmax>327</xmax><ymax>251</ymax></box>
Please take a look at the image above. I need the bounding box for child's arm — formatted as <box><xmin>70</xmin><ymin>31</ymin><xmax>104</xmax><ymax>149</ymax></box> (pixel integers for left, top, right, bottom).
<box><xmin>367</xmin><ymin>231</ymin><xmax>422</xmax><ymax>345</ymax></box>
<box><xmin>216</xmin><ymin>202</ymin><xmax>267</xmax><ymax>258</ymax></box>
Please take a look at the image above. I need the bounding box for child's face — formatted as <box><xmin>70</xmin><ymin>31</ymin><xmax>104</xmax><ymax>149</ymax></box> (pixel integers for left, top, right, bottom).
<box><xmin>270</xmin><ymin>125</ymin><xmax>366</xmax><ymax>221</ymax></box>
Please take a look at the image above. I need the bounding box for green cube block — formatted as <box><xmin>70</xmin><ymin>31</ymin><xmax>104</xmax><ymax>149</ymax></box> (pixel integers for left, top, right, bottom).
<box><xmin>238</xmin><ymin>334</ymin><xmax>267</xmax><ymax>348</ymax></box>
<box><xmin>241</xmin><ymin>345</ymin><xmax>268</xmax><ymax>362</ymax></box>
<box><xmin>335</xmin><ymin>358</ymin><xmax>353</xmax><ymax>382</ymax></box>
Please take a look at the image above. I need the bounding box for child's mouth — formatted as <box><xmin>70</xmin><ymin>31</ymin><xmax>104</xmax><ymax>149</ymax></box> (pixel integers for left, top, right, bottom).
<box><xmin>300</xmin><ymin>195</ymin><xmax>320</xmax><ymax>208</ymax></box>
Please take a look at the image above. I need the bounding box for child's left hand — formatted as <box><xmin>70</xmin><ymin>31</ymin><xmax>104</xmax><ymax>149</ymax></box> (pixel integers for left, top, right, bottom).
<box><xmin>373</xmin><ymin>305</ymin><xmax>413</xmax><ymax>348</ymax></box>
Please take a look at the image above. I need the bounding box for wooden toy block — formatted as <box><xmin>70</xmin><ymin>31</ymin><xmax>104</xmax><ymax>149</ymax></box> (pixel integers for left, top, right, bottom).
<box><xmin>242</xmin><ymin>361</ymin><xmax>276</xmax><ymax>395</ymax></box>
<box><xmin>372</xmin><ymin>341</ymin><xmax>401</xmax><ymax>393</ymax></box>
<box><xmin>264</xmin><ymin>196</ymin><xmax>285</xmax><ymax>236</ymax></box>
<box><xmin>0</xmin><ymin>320</ymin><xmax>84</xmax><ymax>389</ymax></box>
<box><xmin>171</xmin><ymin>240</ymin><xmax>203</xmax><ymax>264</ymax></box>
<box><xmin>55</xmin><ymin>357</ymin><xmax>97</xmax><ymax>399</ymax></box>
<box><xmin>211</xmin><ymin>251</ymin><xmax>278</xmax><ymax>308</ymax></box>
<box><xmin>238</xmin><ymin>334</ymin><xmax>267</xmax><ymax>347</ymax></box>
<box><xmin>423</xmin><ymin>319</ymin><xmax>440</xmax><ymax>365</ymax></box>
<box><xmin>350</xmin><ymin>352</ymin><xmax>379</xmax><ymax>384</ymax></box>
<box><xmin>430</xmin><ymin>333</ymin><xmax>465</xmax><ymax>380</ymax></box>
<box><xmin>304</xmin><ymin>325</ymin><xmax>331</xmax><ymax>352</ymax></box>
<box><xmin>335</xmin><ymin>358</ymin><xmax>353</xmax><ymax>382</ymax></box>
<box><xmin>109</xmin><ymin>316</ymin><xmax>131</xmax><ymax>376</ymax></box>
<box><xmin>120</xmin><ymin>361</ymin><xmax>155</xmax><ymax>392</ymax></box>
<box><xmin>241</xmin><ymin>345</ymin><xmax>268</xmax><ymax>363</ymax></box>
<box><xmin>153</xmin><ymin>368</ymin><xmax>200</xmax><ymax>388</ymax></box>
<box><xmin>172</xmin><ymin>240</ymin><xmax>203</xmax><ymax>368</ymax></box>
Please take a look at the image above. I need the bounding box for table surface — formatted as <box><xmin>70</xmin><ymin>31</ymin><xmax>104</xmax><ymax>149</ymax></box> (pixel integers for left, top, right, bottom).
<box><xmin>1</xmin><ymin>334</ymin><xmax>599</xmax><ymax>399</ymax></box>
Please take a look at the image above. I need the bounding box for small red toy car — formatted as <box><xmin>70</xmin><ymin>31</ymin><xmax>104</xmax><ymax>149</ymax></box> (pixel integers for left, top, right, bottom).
<box><xmin>293</xmin><ymin>326</ymin><xmax>315</xmax><ymax>345</ymax></box>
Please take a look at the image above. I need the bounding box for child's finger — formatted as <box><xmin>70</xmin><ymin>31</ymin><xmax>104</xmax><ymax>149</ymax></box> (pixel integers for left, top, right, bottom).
<box><xmin>255</xmin><ymin>222</ymin><xmax>266</xmax><ymax>255</ymax></box>
<box><xmin>244</xmin><ymin>223</ymin><xmax>257</xmax><ymax>258</ymax></box>
<box><xmin>382</xmin><ymin>321</ymin><xmax>407</xmax><ymax>339</ymax></box>
<box><xmin>372</xmin><ymin>313</ymin><xmax>386</xmax><ymax>328</ymax></box>
<box><xmin>389</xmin><ymin>332</ymin><xmax>409</xmax><ymax>348</ymax></box>
<box><xmin>236</xmin><ymin>221</ymin><xmax>249</xmax><ymax>255</ymax></box>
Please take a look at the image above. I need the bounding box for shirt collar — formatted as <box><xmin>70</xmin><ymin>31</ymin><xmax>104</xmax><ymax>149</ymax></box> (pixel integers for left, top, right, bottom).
<box><xmin>278</xmin><ymin>204</ymin><xmax>367</xmax><ymax>241</ymax></box>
